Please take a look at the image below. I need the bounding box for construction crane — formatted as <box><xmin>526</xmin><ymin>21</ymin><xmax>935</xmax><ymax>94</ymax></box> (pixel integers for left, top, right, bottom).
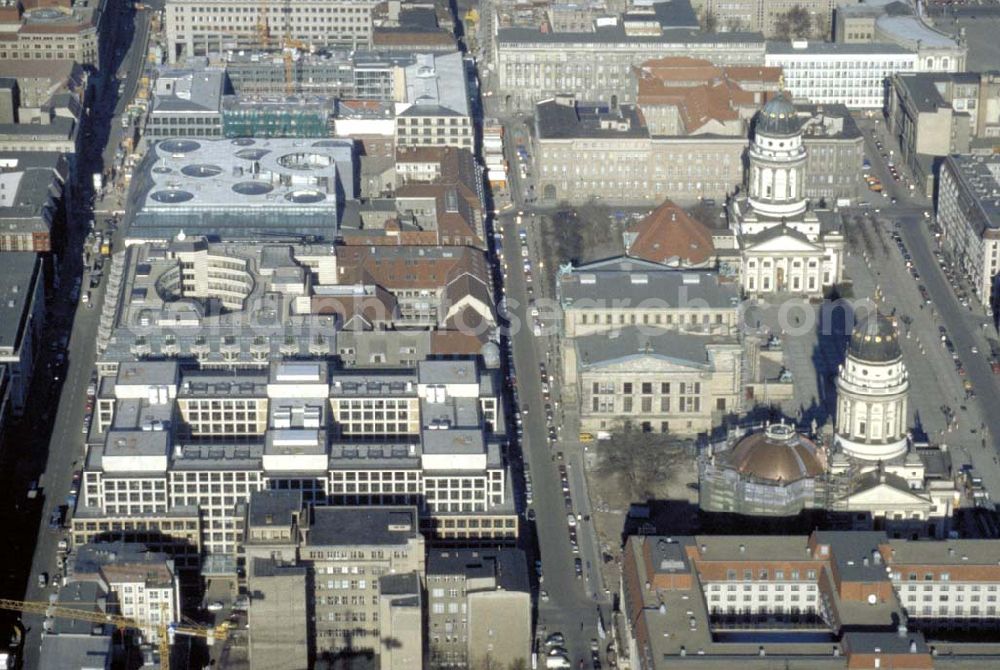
<box><xmin>257</xmin><ymin>0</ymin><xmax>271</xmax><ymax>50</ymax></box>
<box><xmin>0</xmin><ymin>598</ymin><xmax>229</xmax><ymax>670</ymax></box>
<box><xmin>282</xmin><ymin>36</ymin><xmax>310</xmax><ymax>95</ymax></box>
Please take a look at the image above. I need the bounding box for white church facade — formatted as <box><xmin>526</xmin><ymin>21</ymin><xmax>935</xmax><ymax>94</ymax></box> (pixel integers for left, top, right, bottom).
<box><xmin>729</xmin><ymin>95</ymin><xmax>845</xmax><ymax>298</ymax></box>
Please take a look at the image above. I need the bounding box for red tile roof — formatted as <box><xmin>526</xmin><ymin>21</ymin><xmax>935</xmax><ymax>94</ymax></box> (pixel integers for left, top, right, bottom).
<box><xmin>627</xmin><ymin>200</ymin><xmax>715</xmax><ymax>267</ymax></box>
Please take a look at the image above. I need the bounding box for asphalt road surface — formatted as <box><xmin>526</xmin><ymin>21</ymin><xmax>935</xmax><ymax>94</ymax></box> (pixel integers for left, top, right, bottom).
<box><xmin>499</xmin><ymin>210</ymin><xmax>607</xmax><ymax>668</ymax></box>
<box><xmin>3</xmin><ymin>3</ymin><xmax>153</xmax><ymax>666</ymax></box>
<box><xmin>856</xmin><ymin>118</ymin><xmax>1000</xmax><ymax>499</ymax></box>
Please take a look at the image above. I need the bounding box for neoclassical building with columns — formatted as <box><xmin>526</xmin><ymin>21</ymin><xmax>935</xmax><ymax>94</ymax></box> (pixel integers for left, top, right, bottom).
<box><xmin>835</xmin><ymin>311</ymin><xmax>910</xmax><ymax>463</ymax></box>
<box><xmin>699</xmin><ymin>309</ymin><xmax>960</xmax><ymax>537</ymax></box>
<box><xmin>728</xmin><ymin>95</ymin><xmax>844</xmax><ymax>297</ymax></box>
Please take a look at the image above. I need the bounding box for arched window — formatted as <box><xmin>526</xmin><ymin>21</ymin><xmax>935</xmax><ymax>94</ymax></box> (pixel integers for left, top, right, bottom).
<box><xmin>774</xmin><ymin>169</ymin><xmax>788</xmax><ymax>200</ymax></box>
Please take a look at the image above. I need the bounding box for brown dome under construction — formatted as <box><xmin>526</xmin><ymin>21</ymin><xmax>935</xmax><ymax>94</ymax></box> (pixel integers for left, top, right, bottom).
<box><xmin>728</xmin><ymin>423</ymin><xmax>825</xmax><ymax>482</ymax></box>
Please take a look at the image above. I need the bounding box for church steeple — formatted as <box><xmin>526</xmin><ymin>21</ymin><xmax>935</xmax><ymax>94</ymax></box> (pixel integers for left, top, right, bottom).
<box><xmin>747</xmin><ymin>94</ymin><xmax>807</xmax><ymax>220</ymax></box>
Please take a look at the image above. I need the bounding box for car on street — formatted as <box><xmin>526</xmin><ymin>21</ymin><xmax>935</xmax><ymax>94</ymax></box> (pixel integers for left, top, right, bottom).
<box><xmin>546</xmin><ymin>633</ymin><xmax>566</xmax><ymax>647</ymax></box>
<box><xmin>207</xmin><ymin>601</ymin><xmax>225</xmax><ymax>612</ymax></box>
<box><xmin>574</xmin><ymin>558</ymin><xmax>584</xmax><ymax>578</ymax></box>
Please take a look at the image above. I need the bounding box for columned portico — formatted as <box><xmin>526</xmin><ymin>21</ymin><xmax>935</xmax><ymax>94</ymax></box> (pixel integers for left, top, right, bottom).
<box><xmin>729</xmin><ymin>94</ymin><xmax>844</xmax><ymax>298</ymax></box>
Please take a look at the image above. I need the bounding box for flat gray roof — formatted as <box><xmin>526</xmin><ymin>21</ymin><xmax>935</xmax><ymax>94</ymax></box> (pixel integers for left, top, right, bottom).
<box><xmin>421</xmin><ymin>428</ymin><xmax>485</xmax><ymax>455</ymax></box>
<box><xmin>876</xmin><ymin>14</ymin><xmax>959</xmax><ymax>48</ymax></box>
<box><xmin>248</xmin><ymin>490</ymin><xmax>303</xmax><ymax>528</ymax></box>
<box><xmin>814</xmin><ymin>531</ymin><xmax>891</xmax><ymax>583</ymax></box>
<box><xmin>379</xmin><ymin>571</ymin><xmax>421</xmax><ymax>596</ymax></box>
<box><xmin>116</xmin><ymin>360</ymin><xmax>180</xmax><ymax>387</ymax></box>
<box><xmin>127</xmin><ymin>137</ymin><xmax>354</xmax><ymax>241</ymax></box>
<box><xmin>887</xmin><ymin>537</ymin><xmax>1000</xmax><ymax>565</ymax></box>
<box><xmin>536</xmin><ymin>99</ymin><xmax>648</xmax><ymax>140</ymax></box>
<box><xmin>576</xmin><ymin>327</ymin><xmax>733</xmax><ymax>369</ymax></box>
<box><xmin>767</xmin><ymin>41</ymin><xmax>914</xmax><ymax>55</ymax></box>
<box><xmin>499</xmin><ymin>26</ymin><xmax>764</xmax><ymax>45</ymax></box>
<box><xmin>0</xmin><ymin>253</ymin><xmax>39</xmax><ymax>355</ymax></box>
<box><xmin>427</xmin><ymin>547</ymin><xmax>530</xmax><ymax>592</ymax></box>
<box><xmin>38</xmin><ymin>634</ymin><xmax>113</xmax><ymax>669</ymax></box>
<box><xmin>945</xmin><ymin>154</ymin><xmax>1000</xmax><ymax>232</ymax></box>
<box><xmin>152</xmin><ymin>69</ymin><xmax>226</xmax><ymax>114</ymax></box>
<box><xmin>559</xmin><ymin>258</ymin><xmax>739</xmax><ymax>308</ymax></box>
<box><xmin>401</xmin><ymin>51</ymin><xmax>469</xmax><ymax>117</ymax></box>
<box><xmin>418</xmin><ymin>359</ymin><xmax>478</xmax><ymax>385</ymax></box>
<box><xmin>307</xmin><ymin>506</ymin><xmax>419</xmax><ymax>546</ymax></box>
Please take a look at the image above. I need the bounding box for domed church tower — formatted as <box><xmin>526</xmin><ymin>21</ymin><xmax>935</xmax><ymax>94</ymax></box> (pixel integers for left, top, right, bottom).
<box><xmin>728</xmin><ymin>92</ymin><xmax>845</xmax><ymax>298</ymax></box>
<box><xmin>747</xmin><ymin>95</ymin><xmax>807</xmax><ymax>220</ymax></box>
<box><xmin>835</xmin><ymin>311</ymin><xmax>909</xmax><ymax>462</ymax></box>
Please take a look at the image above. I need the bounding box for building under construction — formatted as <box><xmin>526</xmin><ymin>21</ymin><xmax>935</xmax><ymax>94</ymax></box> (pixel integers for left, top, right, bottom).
<box><xmin>698</xmin><ymin>423</ymin><xmax>960</xmax><ymax>538</ymax></box>
<box><xmin>222</xmin><ymin>96</ymin><xmax>337</xmax><ymax>138</ymax></box>
<box><xmin>219</xmin><ymin>50</ymin><xmax>406</xmax><ymax>99</ymax></box>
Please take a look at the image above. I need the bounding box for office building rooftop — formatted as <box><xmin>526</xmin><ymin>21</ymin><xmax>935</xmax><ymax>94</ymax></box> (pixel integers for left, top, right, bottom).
<box><xmin>308</xmin><ymin>506</ymin><xmax>419</xmax><ymax>546</ymax></box>
<box><xmin>398</xmin><ymin>51</ymin><xmax>469</xmax><ymax>117</ymax></box>
<box><xmin>127</xmin><ymin>137</ymin><xmax>355</xmax><ymax>242</ymax></box>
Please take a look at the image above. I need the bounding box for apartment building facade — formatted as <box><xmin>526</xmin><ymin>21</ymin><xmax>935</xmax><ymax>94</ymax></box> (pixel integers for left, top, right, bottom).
<box><xmin>426</xmin><ymin>549</ymin><xmax>531</xmax><ymax>668</ymax></box>
<box><xmin>165</xmin><ymin>0</ymin><xmax>378</xmax><ymax>63</ymax></box>
<box><xmin>0</xmin><ymin>0</ymin><xmax>110</xmax><ymax>69</ymax></box>
<box><xmin>0</xmin><ymin>151</ymin><xmax>70</xmax><ymax>253</ymax></box>
<box><xmin>97</xmin><ymin>238</ymin><xmax>494</xmax><ymax>372</ymax></box>
<box><xmin>495</xmin><ymin>27</ymin><xmax>767</xmax><ymax>112</ymax></box>
<box><xmin>765</xmin><ymin>41</ymin><xmax>918</xmax><ymax>109</ymax></box>
<box><xmin>244</xmin><ymin>494</ymin><xmax>425</xmax><ymax>670</ymax></box>
<box><xmin>936</xmin><ymin>154</ymin><xmax>1000</xmax><ymax>306</ymax></box>
<box><xmin>887</xmin><ymin>72</ymin><xmax>1000</xmax><ymax>194</ymax></box>
<box><xmin>535</xmin><ymin>97</ymin><xmax>864</xmax><ymax>205</ymax></box>
<box><xmin>0</xmin><ymin>252</ymin><xmax>44</xmax><ymax>416</ymax></box>
<box><xmin>301</xmin><ymin>506</ymin><xmax>425</xmax><ymax>662</ymax></box>
<box><xmin>690</xmin><ymin>0</ymin><xmax>837</xmax><ymax>36</ymax></box>
<box><xmin>68</xmin><ymin>542</ymin><xmax>181</xmax><ymax>644</ymax></box>
<box><xmin>620</xmin><ymin>531</ymin><xmax>1000</xmax><ymax>669</ymax></box>
<box><xmin>73</xmin><ymin>358</ymin><xmax>512</xmax><ymax>568</ymax></box>
<box><xmin>394</xmin><ymin>52</ymin><xmax>473</xmax><ymax>151</ymax></box>
<box><xmin>534</xmin><ymin>96</ymin><xmax>747</xmax><ymax>205</ymax></box>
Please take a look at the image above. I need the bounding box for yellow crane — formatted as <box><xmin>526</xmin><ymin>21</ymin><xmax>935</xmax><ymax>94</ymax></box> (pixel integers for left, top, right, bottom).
<box><xmin>257</xmin><ymin>0</ymin><xmax>271</xmax><ymax>49</ymax></box>
<box><xmin>0</xmin><ymin>598</ymin><xmax>229</xmax><ymax>670</ymax></box>
<box><xmin>281</xmin><ymin>36</ymin><xmax>310</xmax><ymax>95</ymax></box>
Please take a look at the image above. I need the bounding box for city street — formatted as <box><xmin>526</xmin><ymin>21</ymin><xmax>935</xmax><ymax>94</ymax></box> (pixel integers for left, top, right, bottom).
<box><xmin>849</xmin><ymin>117</ymin><xmax>1000</xmax><ymax>500</ymax></box>
<box><xmin>0</xmin><ymin>1</ymin><xmax>154</xmax><ymax>665</ymax></box>
<box><xmin>498</xmin><ymin>211</ymin><xmax>610</xmax><ymax>668</ymax></box>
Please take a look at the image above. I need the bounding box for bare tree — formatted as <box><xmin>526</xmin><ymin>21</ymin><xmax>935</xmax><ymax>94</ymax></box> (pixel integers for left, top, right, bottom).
<box><xmin>702</xmin><ymin>9</ymin><xmax>718</xmax><ymax>33</ymax></box>
<box><xmin>814</xmin><ymin>11</ymin><xmax>832</xmax><ymax>40</ymax></box>
<box><xmin>596</xmin><ymin>421</ymin><xmax>686</xmax><ymax>500</ymax></box>
<box><xmin>774</xmin><ymin>6</ymin><xmax>812</xmax><ymax>40</ymax></box>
